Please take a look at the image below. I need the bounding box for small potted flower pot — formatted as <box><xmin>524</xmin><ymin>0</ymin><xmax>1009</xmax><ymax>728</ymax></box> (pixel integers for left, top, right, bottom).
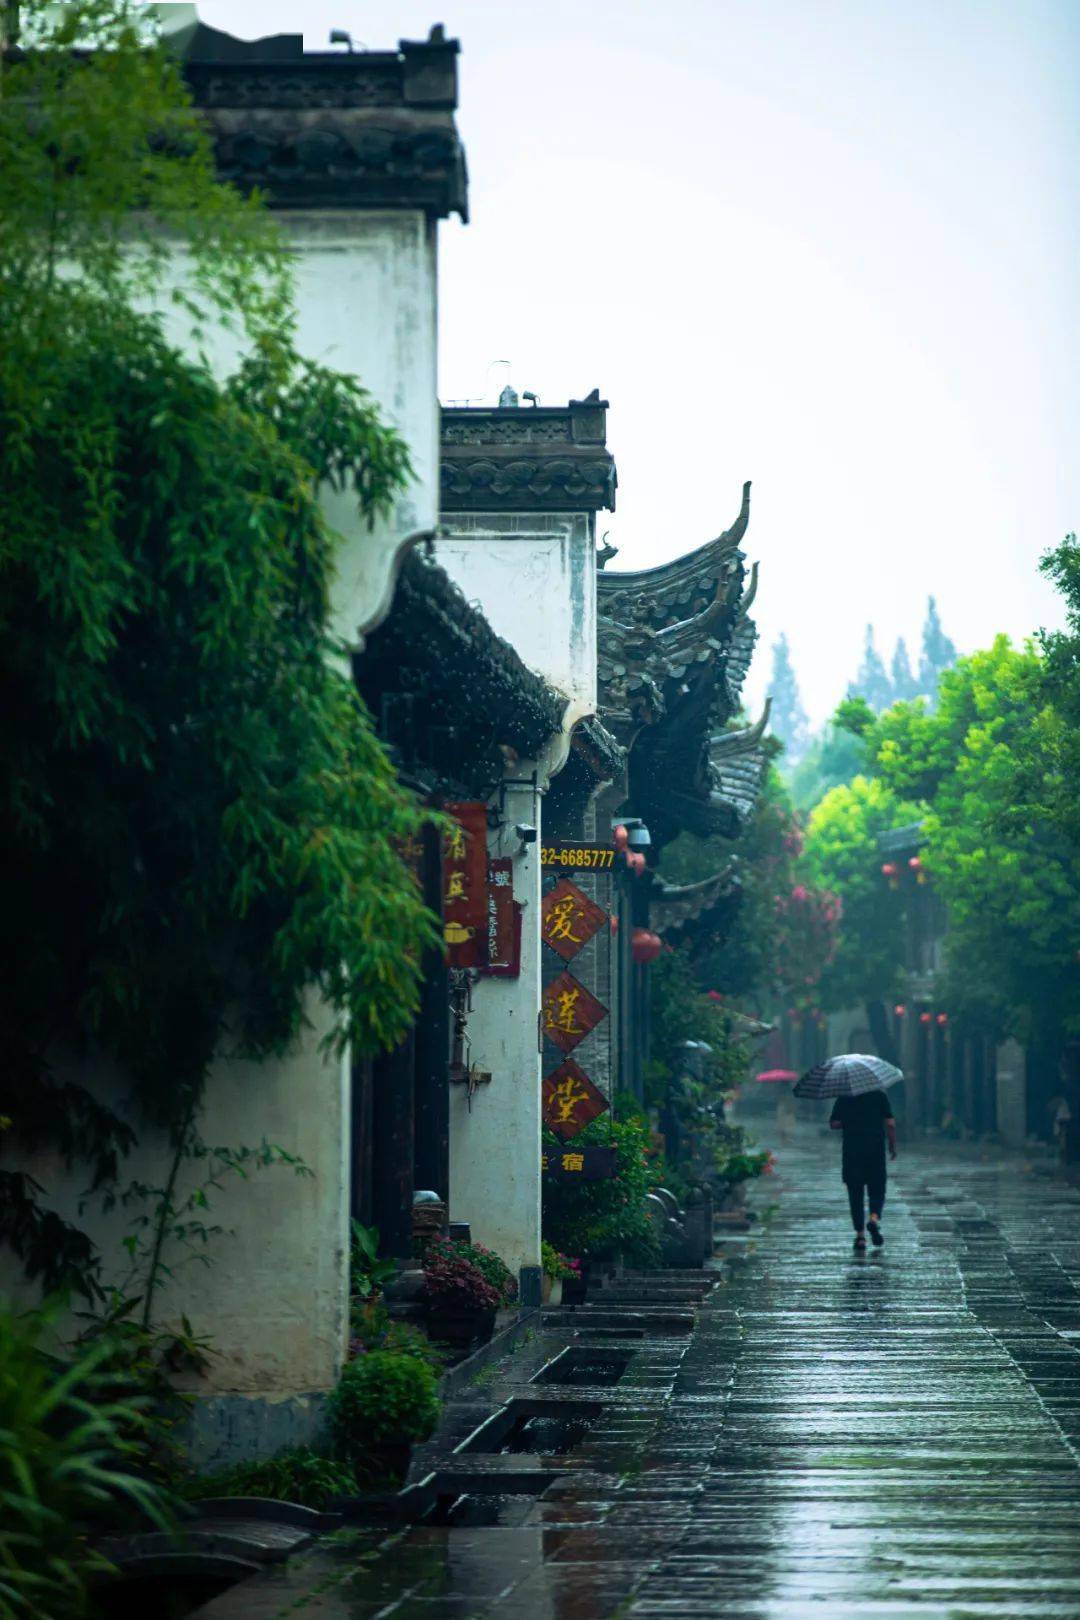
<box><xmin>541</xmin><ymin>1274</ymin><xmax>563</xmax><ymax>1306</ymax></box>
<box><xmin>425</xmin><ymin>1305</ymin><xmax>496</xmax><ymax>1349</ymax></box>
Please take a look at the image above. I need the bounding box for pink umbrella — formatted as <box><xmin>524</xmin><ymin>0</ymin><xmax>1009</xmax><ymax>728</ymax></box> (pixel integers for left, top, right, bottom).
<box><xmin>756</xmin><ymin>1069</ymin><xmax>799</xmax><ymax>1083</ymax></box>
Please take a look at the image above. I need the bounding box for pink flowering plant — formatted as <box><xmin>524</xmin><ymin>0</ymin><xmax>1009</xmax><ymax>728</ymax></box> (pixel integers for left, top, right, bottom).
<box><xmin>540</xmin><ymin>1241</ymin><xmax>578</xmax><ymax>1281</ymax></box>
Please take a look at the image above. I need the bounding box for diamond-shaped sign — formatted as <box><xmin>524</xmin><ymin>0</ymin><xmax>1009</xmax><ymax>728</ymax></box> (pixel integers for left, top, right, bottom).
<box><xmin>540</xmin><ymin>877</ymin><xmax>609</xmax><ymax>963</ymax></box>
<box><xmin>541</xmin><ymin>969</ymin><xmax>608</xmax><ymax>1055</ymax></box>
<box><xmin>542</xmin><ymin>1059</ymin><xmax>610</xmax><ymax>1141</ymax></box>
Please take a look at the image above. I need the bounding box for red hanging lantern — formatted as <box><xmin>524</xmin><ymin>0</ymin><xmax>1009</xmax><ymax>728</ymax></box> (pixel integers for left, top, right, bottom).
<box><xmin>631</xmin><ymin>927</ymin><xmax>662</xmax><ymax>964</ymax></box>
<box><xmin>881</xmin><ymin>863</ymin><xmax>898</xmax><ymax>878</ymax></box>
<box><xmin>919</xmin><ymin>1011</ymin><xmax>932</xmax><ymax>1024</ymax></box>
<box><xmin>894</xmin><ymin>1004</ymin><xmax>906</xmax><ymax>1017</ymax></box>
<box><xmin>936</xmin><ymin>1012</ymin><xmax>949</xmax><ymax>1026</ymax></box>
<box><xmin>613</xmin><ymin>824</ymin><xmax>629</xmax><ymax>853</ymax></box>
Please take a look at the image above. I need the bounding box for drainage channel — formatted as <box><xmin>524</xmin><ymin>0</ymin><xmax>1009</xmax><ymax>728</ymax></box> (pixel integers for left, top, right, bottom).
<box><xmin>183</xmin><ymin>1268</ymin><xmax>722</xmax><ymax>1616</ymax></box>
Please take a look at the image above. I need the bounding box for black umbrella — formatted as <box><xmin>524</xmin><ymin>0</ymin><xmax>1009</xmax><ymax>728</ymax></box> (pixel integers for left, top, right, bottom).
<box><xmin>794</xmin><ymin>1052</ymin><xmax>903</xmax><ymax>1099</ymax></box>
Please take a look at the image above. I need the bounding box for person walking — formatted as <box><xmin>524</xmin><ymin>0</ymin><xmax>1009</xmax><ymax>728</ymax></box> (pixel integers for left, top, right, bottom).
<box><xmin>830</xmin><ymin>1089</ymin><xmax>897</xmax><ymax>1250</ymax></box>
<box><xmin>792</xmin><ymin>1053</ymin><xmax>903</xmax><ymax>1252</ymax></box>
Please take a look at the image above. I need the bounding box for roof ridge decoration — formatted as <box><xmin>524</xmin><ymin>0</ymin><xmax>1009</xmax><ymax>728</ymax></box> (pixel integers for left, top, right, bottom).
<box><xmin>651</xmin><ymin>862</ymin><xmax>743</xmax><ymax>949</ymax></box>
<box><xmin>653</xmin><ymin>863</ymin><xmax>738</xmax><ymax>903</ymax></box>
<box><xmin>596</xmin><ymin>482</ymin><xmax>750</xmax><ymax>621</ymax></box>
<box><xmin>182</xmin><ymin>23</ymin><xmax>468</xmax><ymax>218</ymax></box>
<box><xmin>595</xmin><ymin>478</ymin><xmax>763</xmax><ymax>850</ymax></box>
<box><xmin>735</xmin><ymin>560</ymin><xmax>759</xmax><ymax>623</ymax></box>
<box><xmin>440</xmin><ymin>393</ymin><xmax>616</xmax><ymax>514</ymax></box>
<box><xmin>709</xmin><ymin>700</ymin><xmax>772</xmax><ymax>757</ymax></box>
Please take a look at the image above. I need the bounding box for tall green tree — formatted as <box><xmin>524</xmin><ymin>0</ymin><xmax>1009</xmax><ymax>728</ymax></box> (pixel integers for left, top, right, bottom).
<box><xmin>890</xmin><ymin>636</ymin><xmax>919</xmax><ymax>701</ymax></box>
<box><xmin>767</xmin><ymin>633</ymin><xmax>810</xmax><ymax>765</ymax></box>
<box><xmin>849</xmin><ymin>624</ymin><xmax>893</xmax><ymax>712</ymax></box>
<box><xmin>803</xmin><ymin>774</ymin><xmax>918</xmax><ymax>1057</ymax></box>
<box><xmin>1032</xmin><ymin>533</ymin><xmax>1080</xmax><ymax>849</ymax></box>
<box><xmin>917</xmin><ymin>594</ymin><xmax>958</xmax><ymax>701</ymax></box>
<box><xmin>0</xmin><ymin>0</ymin><xmax>437</xmax><ymax>1298</ymax></box>
<box><xmin>788</xmin><ymin>722</ymin><xmax>868</xmax><ymax>814</ymax></box>
<box><xmin>873</xmin><ymin>639</ymin><xmax>1080</xmax><ymax>1049</ymax></box>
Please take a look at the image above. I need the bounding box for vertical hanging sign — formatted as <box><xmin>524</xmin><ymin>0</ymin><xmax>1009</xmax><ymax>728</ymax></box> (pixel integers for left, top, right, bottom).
<box><xmin>443</xmin><ymin>802</ymin><xmax>488</xmax><ymax>968</ymax></box>
<box><xmin>484</xmin><ymin>857</ymin><xmax>522</xmax><ymax>978</ymax></box>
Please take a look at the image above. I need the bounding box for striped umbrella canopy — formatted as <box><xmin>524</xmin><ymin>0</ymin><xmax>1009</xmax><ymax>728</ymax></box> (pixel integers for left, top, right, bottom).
<box><xmin>793</xmin><ymin>1052</ymin><xmax>903</xmax><ymax>1099</ymax></box>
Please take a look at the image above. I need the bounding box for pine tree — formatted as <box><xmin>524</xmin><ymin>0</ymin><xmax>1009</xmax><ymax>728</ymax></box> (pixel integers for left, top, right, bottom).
<box><xmin>849</xmin><ymin>625</ymin><xmax>893</xmax><ymax>713</ymax></box>
<box><xmin>918</xmin><ymin>596</ymin><xmax>958</xmax><ymax>702</ymax></box>
<box><xmin>767</xmin><ymin>634</ymin><xmax>810</xmax><ymax>764</ymax></box>
<box><xmin>890</xmin><ymin>637</ymin><xmax>918</xmax><ymax>702</ymax></box>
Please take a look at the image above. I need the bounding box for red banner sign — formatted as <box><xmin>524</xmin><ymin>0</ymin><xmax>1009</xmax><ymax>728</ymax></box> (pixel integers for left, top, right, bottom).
<box><xmin>443</xmin><ymin>802</ymin><xmax>488</xmax><ymax>968</ymax></box>
<box><xmin>540</xmin><ymin>877</ymin><xmax>609</xmax><ymax>963</ymax></box>
<box><xmin>483</xmin><ymin>857</ymin><xmax>521</xmax><ymax>978</ymax></box>
<box><xmin>542</xmin><ymin>1059</ymin><xmax>610</xmax><ymax>1141</ymax></box>
<box><xmin>541</xmin><ymin>969</ymin><xmax>608</xmax><ymax>1055</ymax></box>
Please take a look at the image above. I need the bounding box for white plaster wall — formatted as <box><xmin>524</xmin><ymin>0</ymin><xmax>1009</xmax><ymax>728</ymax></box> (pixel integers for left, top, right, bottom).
<box><xmin>158</xmin><ymin>210</ymin><xmax>439</xmax><ymax>644</ymax></box>
<box><xmin>0</xmin><ymin>995</ymin><xmax>349</xmax><ymax>1394</ymax></box>
<box><xmin>449</xmin><ymin>783</ymin><xmax>543</xmax><ymax>1277</ymax></box>
<box><xmin>436</xmin><ymin>513</ymin><xmax>596</xmax><ymax>731</ymax></box>
<box><xmin>3</xmin><ymin>214</ymin><xmax>441</xmax><ymax>1403</ymax></box>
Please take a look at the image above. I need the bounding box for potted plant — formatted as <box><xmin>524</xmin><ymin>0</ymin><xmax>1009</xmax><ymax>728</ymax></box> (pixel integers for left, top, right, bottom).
<box><xmin>425</xmin><ymin>1239</ymin><xmax>517</xmax><ymax>1308</ymax></box>
<box><xmin>421</xmin><ymin>1247</ymin><xmax>500</xmax><ymax>1348</ymax></box>
<box><xmin>540</xmin><ymin>1242</ymin><xmax>578</xmax><ymax>1305</ymax></box>
<box><xmin>327</xmin><ymin>1350</ymin><xmax>440</xmax><ymax>1485</ymax></box>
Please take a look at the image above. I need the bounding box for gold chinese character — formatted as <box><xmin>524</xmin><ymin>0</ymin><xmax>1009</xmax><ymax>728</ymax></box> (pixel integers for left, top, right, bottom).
<box><xmin>547</xmin><ymin>987</ymin><xmax>583</xmax><ymax>1038</ymax></box>
<box><xmin>546</xmin><ymin>894</ymin><xmax>584</xmax><ymax>945</ymax></box>
<box><xmin>551</xmin><ymin>1070</ymin><xmax>589</xmax><ymax>1122</ymax></box>
<box><xmin>446</xmin><ymin>824</ymin><xmax>467</xmax><ymax>860</ymax></box>
<box><xmin>540</xmin><ymin>1153</ymin><xmax>550</xmax><ymax>1171</ymax></box>
<box><xmin>561</xmin><ymin>1152</ymin><xmax>585</xmax><ymax>1172</ymax></box>
<box><xmin>446</xmin><ymin>870</ymin><xmax>466</xmax><ymax>901</ymax></box>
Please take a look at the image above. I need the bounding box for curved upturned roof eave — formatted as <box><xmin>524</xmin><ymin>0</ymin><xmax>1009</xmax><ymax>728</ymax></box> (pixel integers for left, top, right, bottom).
<box><xmin>596</xmin><ymin>481</ymin><xmax>750</xmax><ymax>599</ymax></box>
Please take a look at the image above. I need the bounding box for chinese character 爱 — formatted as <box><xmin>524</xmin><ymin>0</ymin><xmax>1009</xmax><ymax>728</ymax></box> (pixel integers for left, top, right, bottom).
<box><xmin>546</xmin><ymin>894</ymin><xmax>584</xmax><ymax>945</ymax></box>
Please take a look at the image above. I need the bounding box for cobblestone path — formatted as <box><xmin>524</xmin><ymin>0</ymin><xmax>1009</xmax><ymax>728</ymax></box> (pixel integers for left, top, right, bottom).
<box><xmin>199</xmin><ymin>1129</ymin><xmax>1080</xmax><ymax>1619</ymax></box>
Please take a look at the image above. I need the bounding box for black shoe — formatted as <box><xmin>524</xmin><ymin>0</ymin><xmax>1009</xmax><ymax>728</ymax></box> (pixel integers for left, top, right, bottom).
<box><xmin>867</xmin><ymin>1218</ymin><xmax>884</xmax><ymax>1248</ymax></box>
<box><xmin>853</xmin><ymin>1234</ymin><xmax>867</xmax><ymax>1252</ymax></box>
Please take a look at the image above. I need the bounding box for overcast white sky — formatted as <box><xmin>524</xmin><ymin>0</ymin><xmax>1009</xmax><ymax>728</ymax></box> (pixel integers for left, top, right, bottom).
<box><xmin>202</xmin><ymin>0</ymin><xmax>1077</xmax><ymax>723</ymax></box>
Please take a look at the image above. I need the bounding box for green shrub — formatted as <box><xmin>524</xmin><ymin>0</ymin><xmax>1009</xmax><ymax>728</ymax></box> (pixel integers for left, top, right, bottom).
<box><xmin>713</xmin><ymin>1124</ymin><xmax>773</xmax><ymax>1184</ymax></box>
<box><xmin>0</xmin><ymin>1303</ymin><xmax>171</xmax><ymax>1619</ymax></box>
<box><xmin>179</xmin><ymin>1447</ymin><xmax>358</xmax><ymax>1511</ymax></box>
<box><xmin>542</xmin><ymin>1116</ymin><xmax>659</xmax><ymax>1267</ymax></box>
<box><xmin>327</xmin><ymin>1352</ymin><xmax>440</xmax><ymax>1460</ymax></box>
<box><xmin>348</xmin><ymin>1301</ymin><xmax>444</xmax><ymax>1371</ymax></box>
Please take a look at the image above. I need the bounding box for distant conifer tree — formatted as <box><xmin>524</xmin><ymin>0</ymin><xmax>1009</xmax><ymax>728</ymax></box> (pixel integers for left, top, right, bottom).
<box><xmin>890</xmin><ymin>637</ymin><xmax>919</xmax><ymax>702</ymax></box>
<box><xmin>849</xmin><ymin>624</ymin><xmax>893</xmax><ymax>712</ymax></box>
<box><xmin>768</xmin><ymin>634</ymin><xmax>810</xmax><ymax>764</ymax></box>
<box><xmin>918</xmin><ymin>596</ymin><xmax>958</xmax><ymax>704</ymax></box>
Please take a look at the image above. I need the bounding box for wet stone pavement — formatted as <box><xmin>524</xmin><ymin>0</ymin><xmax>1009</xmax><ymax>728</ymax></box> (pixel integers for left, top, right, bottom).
<box><xmin>197</xmin><ymin>1126</ymin><xmax>1080</xmax><ymax>1618</ymax></box>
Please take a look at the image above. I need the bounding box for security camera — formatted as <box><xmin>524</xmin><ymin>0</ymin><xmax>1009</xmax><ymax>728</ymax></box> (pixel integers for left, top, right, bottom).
<box><xmin>515</xmin><ymin>824</ymin><xmax>538</xmax><ymax>844</ymax></box>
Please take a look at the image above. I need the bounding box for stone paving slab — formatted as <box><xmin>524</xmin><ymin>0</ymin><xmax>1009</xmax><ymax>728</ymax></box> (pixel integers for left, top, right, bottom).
<box><xmin>193</xmin><ymin>1129</ymin><xmax>1080</xmax><ymax>1618</ymax></box>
